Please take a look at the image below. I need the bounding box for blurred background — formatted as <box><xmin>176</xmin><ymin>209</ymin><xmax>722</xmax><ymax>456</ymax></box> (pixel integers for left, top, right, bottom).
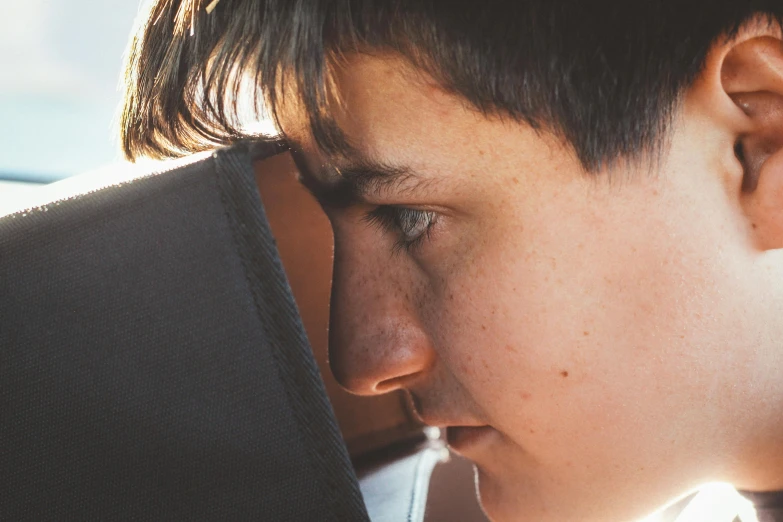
<box><xmin>0</xmin><ymin>0</ymin><xmax>140</xmax><ymax>186</ymax></box>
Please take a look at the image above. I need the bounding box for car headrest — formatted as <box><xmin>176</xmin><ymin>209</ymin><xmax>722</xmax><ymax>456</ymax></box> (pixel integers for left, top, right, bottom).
<box><xmin>0</xmin><ymin>142</ymin><xmax>370</xmax><ymax>521</ymax></box>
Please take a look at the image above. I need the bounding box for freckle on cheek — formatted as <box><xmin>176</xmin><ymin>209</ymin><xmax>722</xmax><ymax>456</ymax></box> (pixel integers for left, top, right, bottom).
<box><xmin>560</xmin><ymin>370</ymin><xmax>569</xmax><ymax>378</ymax></box>
<box><xmin>520</xmin><ymin>391</ymin><xmax>531</xmax><ymax>400</ymax></box>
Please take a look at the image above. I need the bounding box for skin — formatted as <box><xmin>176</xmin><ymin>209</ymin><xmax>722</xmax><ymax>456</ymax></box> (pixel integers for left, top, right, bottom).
<box><xmin>279</xmin><ymin>22</ymin><xmax>783</xmax><ymax>522</ymax></box>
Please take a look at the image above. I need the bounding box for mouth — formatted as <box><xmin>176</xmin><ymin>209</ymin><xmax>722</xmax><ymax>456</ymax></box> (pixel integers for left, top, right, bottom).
<box><xmin>408</xmin><ymin>395</ymin><xmax>499</xmax><ymax>456</ymax></box>
<box><xmin>444</xmin><ymin>425</ymin><xmax>498</xmax><ymax>455</ymax></box>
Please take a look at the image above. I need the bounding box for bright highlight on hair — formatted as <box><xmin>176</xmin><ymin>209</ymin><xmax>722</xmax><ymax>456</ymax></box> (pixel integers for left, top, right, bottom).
<box><xmin>205</xmin><ymin>0</ymin><xmax>221</xmax><ymax>14</ymax></box>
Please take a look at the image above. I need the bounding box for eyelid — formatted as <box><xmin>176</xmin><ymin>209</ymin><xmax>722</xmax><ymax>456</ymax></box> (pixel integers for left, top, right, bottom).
<box><xmin>363</xmin><ymin>206</ymin><xmax>438</xmax><ymax>254</ymax></box>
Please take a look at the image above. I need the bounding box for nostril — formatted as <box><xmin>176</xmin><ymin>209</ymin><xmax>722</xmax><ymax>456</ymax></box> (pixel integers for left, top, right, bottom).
<box><xmin>373</xmin><ymin>377</ymin><xmax>405</xmax><ymax>395</ymax></box>
<box><xmin>328</xmin><ymin>353</ymin><xmax>389</xmax><ymax>396</ymax></box>
<box><xmin>328</xmin><ymin>335</ymin><xmax>435</xmax><ymax>396</ymax></box>
<box><xmin>374</xmin><ymin>379</ymin><xmax>400</xmax><ymax>394</ymax></box>
<box><xmin>373</xmin><ymin>371</ymin><xmax>425</xmax><ymax>395</ymax></box>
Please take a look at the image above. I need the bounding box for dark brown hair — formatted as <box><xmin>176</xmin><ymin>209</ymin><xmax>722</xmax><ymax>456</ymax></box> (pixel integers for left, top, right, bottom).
<box><xmin>120</xmin><ymin>0</ymin><xmax>782</xmax><ymax>170</ymax></box>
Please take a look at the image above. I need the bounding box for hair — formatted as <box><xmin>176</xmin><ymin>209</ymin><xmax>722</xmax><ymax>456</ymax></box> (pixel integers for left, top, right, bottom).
<box><xmin>120</xmin><ymin>0</ymin><xmax>783</xmax><ymax>171</ymax></box>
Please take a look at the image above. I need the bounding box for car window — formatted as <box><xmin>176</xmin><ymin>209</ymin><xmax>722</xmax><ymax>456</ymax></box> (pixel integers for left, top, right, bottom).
<box><xmin>0</xmin><ymin>0</ymin><xmax>142</xmax><ymax>183</ymax></box>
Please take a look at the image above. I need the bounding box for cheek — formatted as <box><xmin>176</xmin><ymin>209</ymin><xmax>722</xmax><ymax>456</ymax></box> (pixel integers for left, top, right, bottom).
<box><xmin>421</xmin><ymin>186</ymin><xmax>751</xmax><ymax>465</ymax></box>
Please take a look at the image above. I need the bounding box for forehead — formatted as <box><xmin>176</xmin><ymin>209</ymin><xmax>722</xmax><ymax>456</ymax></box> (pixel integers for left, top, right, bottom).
<box><xmin>282</xmin><ymin>53</ymin><xmax>447</xmax><ymax>132</ymax></box>
<box><xmin>278</xmin><ymin>52</ymin><xmax>575</xmax><ymax>192</ymax></box>
<box><xmin>280</xmin><ymin>53</ymin><xmax>474</xmax><ymax>163</ymax></box>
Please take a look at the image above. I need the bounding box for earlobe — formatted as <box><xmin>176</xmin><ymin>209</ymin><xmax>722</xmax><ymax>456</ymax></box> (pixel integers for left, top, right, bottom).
<box><xmin>721</xmin><ymin>33</ymin><xmax>783</xmax><ymax>249</ymax></box>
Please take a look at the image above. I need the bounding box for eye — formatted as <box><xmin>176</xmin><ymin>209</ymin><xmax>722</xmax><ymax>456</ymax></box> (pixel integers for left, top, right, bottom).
<box><xmin>364</xmin><ymin>206</ymin><xmax>438</xmax><ymax>253</ymax></box>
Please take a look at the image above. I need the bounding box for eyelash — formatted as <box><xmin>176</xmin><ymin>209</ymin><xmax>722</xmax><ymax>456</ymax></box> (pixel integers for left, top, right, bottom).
<box><xmin>364</xmin><ymin>206</ymin><xmax>438</xmax><ymax>254</ymax></box>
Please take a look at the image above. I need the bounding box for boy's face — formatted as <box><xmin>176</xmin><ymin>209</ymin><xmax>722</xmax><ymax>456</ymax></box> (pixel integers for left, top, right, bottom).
<box><xmin>284</xmin><ymin>53</ymin><xmax>782</xmax><ymax>521</ymax></box>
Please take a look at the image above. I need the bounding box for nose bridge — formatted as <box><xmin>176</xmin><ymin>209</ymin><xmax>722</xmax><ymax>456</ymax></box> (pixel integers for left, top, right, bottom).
<box><xmin>328</xmin><ymin>234</ymin><xmax>434</xmax><ymax>396</ymax></box>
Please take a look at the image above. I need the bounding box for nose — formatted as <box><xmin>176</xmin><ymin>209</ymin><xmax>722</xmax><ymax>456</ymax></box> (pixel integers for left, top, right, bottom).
<box><xmin>328</xmin><ymin>232</ymin><xmax>436</xmax><ymax>396</ymax></box>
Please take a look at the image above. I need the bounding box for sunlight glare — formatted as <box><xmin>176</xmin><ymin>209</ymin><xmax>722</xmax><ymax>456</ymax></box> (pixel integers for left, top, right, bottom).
<box><xmin>638</xmin><ymin>483</ymin><xmax>758</xmax><ymax>522</ymax></box>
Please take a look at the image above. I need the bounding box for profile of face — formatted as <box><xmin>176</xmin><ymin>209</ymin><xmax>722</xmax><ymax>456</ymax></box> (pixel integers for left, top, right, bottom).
<box><xmin>282</xmin><ymin>24</ymin><xmax>783</xmax><ymax>522</ymax></box>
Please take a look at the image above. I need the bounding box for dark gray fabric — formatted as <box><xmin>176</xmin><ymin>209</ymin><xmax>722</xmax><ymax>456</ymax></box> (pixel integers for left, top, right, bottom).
<box><xmin>0</xmin><ymin>143</ymin><xmax>369</xmax><ymax>522</ymax></box>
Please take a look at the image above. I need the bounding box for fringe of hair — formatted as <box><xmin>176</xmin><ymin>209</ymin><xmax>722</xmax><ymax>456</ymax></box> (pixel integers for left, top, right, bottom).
<box><xmin>120</xmin><ymin>0</ymin><xmax>783</xmax><ymax>167</ymax></box>
<box><xmin>121</xmin><ymin>0</ymin><xmax>297</xmax><ymax>160</ymax></box>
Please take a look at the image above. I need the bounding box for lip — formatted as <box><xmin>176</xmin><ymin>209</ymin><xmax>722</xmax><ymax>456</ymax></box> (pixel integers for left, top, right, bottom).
<box><xmin>445</xmin><ymin>425</ymin><xmax>498</xmax><ymax>455</ymax></box>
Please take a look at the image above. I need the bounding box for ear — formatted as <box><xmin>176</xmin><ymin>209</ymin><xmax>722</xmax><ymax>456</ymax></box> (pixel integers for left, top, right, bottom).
<box><xmin>720</xmin><ymin>24</ymin><xmax>783</xmax><ymax>250</ymax></box>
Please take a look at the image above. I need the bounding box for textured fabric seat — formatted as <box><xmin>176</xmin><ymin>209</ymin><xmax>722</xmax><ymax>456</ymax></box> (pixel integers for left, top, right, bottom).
<box><xmin>0</xmin><ymin>142</ymin><xmax>369</xmax><ymax>521</ymax></box>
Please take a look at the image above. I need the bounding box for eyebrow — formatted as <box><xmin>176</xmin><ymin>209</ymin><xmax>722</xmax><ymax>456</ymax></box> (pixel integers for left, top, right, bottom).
<box><xmin>293</xmin><ymin>149</ymin><xmax>419</xmax><ymax>208</ymax></box>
